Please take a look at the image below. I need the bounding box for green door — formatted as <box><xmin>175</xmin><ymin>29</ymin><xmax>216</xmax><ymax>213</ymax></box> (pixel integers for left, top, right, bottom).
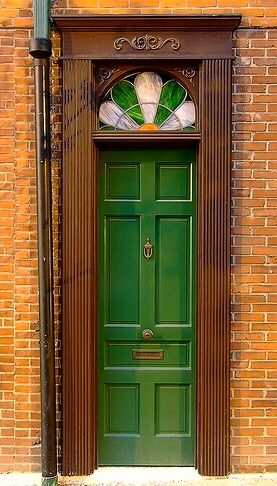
<box><xmin>98</xmin><ymin>148</ymin><xmax>196</xmax><ymax>466</ymax></box>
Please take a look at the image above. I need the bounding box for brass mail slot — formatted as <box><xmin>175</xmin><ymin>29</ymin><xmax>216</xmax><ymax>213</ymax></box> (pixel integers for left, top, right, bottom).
<box><xmin>132</xmin><ymin>350</ymin><xmax>164</xmax><ymax>360</ymax></box>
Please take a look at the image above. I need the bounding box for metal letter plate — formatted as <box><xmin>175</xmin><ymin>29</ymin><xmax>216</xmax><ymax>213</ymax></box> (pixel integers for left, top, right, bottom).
<box><xmin>132</xmin><ymin>350</ymin><xmax>164</xmax><ymax>360</ymax></box>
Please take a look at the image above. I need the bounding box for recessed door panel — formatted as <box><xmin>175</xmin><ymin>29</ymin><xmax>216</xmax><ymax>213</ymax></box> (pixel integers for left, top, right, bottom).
<box><xmin>105</xmin><ymin>384</ymin><xmax>140</xmax><ymax>435</ymax></box>
<box><xmin>99</xmin><ymin>148</ymin><xmax>196</xmax><ymax>466</ymax></box>
<box><xmin>106</xmin><ymin>341</ymin><xmax>191</xmax><ymax>368</ymax></box>
<box><xmin>105</xmin><ymin>163</ymin><xmax>141</xmax><ymax>200</ymax></box>
<box><xmin>156</xmin><ymin>217</ymin><xmax>190</xmax><ymax>326</ymax></box>
<box><xmin>156</xmin><ymin>164</ymin><xmax>191</xmax><ymax>201</ymax></box>
<box><xmin>155</xmin><ymin>384</ymin><xmax>191</xmax><ymax>435</ymax></box>
<box><xmin>106</xmin><ymin>217</ymin><xmax>140</xmax><ymax>325</ymax></box>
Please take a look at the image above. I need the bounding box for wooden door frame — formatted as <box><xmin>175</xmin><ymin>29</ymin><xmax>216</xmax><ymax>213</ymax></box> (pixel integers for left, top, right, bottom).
<box><xmin>55</xmin><ymin>15</ymin><xmax>241</xmax><ymax>477</ymax></box>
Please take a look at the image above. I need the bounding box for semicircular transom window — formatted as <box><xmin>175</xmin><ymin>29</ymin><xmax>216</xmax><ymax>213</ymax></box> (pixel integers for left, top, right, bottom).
<box><xmin>99</xmin><ymin>71</ymin><xmax>196</xmax><ymax>131</ymax></box>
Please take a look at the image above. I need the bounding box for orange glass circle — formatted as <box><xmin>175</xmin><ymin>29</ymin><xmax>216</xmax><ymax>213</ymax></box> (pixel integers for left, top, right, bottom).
<box><xmin>139</xmin><ymin>124</ymin><xmax>160</xmax><ymax>131</ymax></box>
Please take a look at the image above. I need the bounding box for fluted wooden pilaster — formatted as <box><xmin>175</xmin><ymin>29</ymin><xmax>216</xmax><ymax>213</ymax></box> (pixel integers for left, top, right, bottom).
<box><xmin>197</xmin><ymin>59</ymin><xmax>232</xmax><ymax>476</ymax></box>
<box><xmin>62</xmin><ymin>59</ymin><xmax>97</xmax><ymax>476</ymax></box>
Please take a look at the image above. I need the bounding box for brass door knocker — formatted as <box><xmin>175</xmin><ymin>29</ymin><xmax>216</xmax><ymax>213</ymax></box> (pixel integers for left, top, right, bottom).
<box><xmin>143</xmin><ymin>238</ymin><xmax>153</xmax><ymax>260</ymax></box>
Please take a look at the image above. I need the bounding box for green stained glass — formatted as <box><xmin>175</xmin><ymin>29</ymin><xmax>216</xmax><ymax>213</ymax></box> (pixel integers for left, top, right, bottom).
<box><xmin>159</xmin><ymin>80</ymin><xmax>187</xmax><ymax>112</ymax></box>
<box><xmin>154</xmin><ymin>106</ymin><xmax>172</xmax><ymax>127</ymax></box>
<box><xmin>99</xmin><ymin>71</ymin><xmax>196</xmax><ymax>131</ymax></box>
<box><xmin>112</xmin><ymin>80</ymin><xmax>137</xmax><ymax>110</ymax></box>
<box><xmin>126</xmin><ymin>105</ymin><xmax>145</xmax><ymax>125</ymax></box>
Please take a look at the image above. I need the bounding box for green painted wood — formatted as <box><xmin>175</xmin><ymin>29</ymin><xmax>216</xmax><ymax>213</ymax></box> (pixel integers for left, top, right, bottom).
<box><xmin>106</xmin><ymin>164</ymin><xmax>140</xmax><ymax>200</ymax></box>
<box><xmin>106</xmin><ymin>217</ymin><xmax>140</xmax><ymax>324</ymax></box>
<box><xmin>99</xmin><ymin>148</ymin><xmax>196</xmax><ymax>466</ymax></box>
<box><xmin>156</xmin><ymin>164</ymin><xmax>191</xmax><ymax>200</ymax></box>
<box><xmin>156</xmin><ymin>218</ymin><xmax>190</xmax><ymax>325</ymax></box>
<box><xmin>106</xmin><ymin>341</ymin><xmax>190</xmax><ymax>368</ymax></box>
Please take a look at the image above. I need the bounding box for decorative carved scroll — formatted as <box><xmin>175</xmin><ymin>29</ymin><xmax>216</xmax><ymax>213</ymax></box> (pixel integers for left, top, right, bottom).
<box><xmin>98</xmin><ymin>67</ymin><xmax>119</xmax><ymax>85</ymax></box>
<box><xmin>175</xmin><ymin>67</ymin><xmax>196</xmax><ymax>86</ymax></box>
<box><xmin>114</xmin><ymin>34</ymin><xmax>180</xmax><ymax>51</ymax></box>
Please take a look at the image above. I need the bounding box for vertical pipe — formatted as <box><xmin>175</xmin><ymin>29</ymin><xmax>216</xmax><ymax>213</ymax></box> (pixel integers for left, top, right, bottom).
<box><xmin>29</xmin><ymin>0</ymin><xmax>58</xmax><ymax>482</ymax></box>
<box><xmin>34</xmin><ymin>0</ymin><xmax>50</xmax><ymax>38</ymax></box>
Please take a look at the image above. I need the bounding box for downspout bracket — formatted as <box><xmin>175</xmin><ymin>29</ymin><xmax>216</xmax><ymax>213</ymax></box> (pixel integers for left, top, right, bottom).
<box><xmin>29</xmin><ymin>37</ymin><xmax>52</xmax><ymax>59</ymax></box>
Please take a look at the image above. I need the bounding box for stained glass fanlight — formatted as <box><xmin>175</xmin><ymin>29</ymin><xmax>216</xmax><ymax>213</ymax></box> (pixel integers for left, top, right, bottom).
<box><xmin>99</xmin><ymin>71</ymin><xmax>196</xmax><ymax>131</ymax></box>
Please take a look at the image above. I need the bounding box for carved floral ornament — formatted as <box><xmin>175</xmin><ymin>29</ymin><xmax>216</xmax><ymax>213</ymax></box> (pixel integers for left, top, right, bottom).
<box><xmin>99</xmin><ymin>67</ymin><xmax>119</xmax><ymax>85</ymax></box>
<box><xmin>114</xmin><ymin>34</ymin><xmax>181</xmax><ymax>51</ymax></box>
<box><xmin>175</xmin><ymin>67</ymin><xmax>196</xmax><ymax>86</ymax></box>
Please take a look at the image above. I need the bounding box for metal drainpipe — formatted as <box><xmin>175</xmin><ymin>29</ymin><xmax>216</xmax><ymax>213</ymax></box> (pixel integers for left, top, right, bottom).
<box><xmin>29</xmin><ymin>1</ymin><xmax>58</xmax><ymax>485</ymax></box>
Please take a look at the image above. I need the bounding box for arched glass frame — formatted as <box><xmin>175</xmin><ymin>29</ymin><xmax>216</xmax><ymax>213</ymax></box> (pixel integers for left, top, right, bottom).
<box><xmin>99</xmin><ymin>71</ymin><xmax>196</xmax><ymax>131</ymax></box>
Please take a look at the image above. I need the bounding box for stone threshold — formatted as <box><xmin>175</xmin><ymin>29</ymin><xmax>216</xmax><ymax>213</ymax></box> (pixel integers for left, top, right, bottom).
<box><xmin>1</xmin><ymin>470</ymin><xmax>277</xmax><ymax>486</ymax></box>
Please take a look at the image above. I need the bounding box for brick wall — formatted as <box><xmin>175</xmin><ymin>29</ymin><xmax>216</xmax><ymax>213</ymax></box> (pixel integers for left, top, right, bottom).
<box><xmin>0</xmin><ymin>0</ymin><xmax>276</xmax><ymax>475</ymax></box>
<box><xmin>0</xmin><ymin>27</ymin><xmax>16</xmax><ymax>473</ymax></box>
<box><xmin>0</xmin><ymin>24</ymin><xmax>41</xmax><ymax>471</ymax></box>
<box><xmin>231</xmin><ymin>28</ymin><xmax>277</xmax><ymax>472</ymax></box>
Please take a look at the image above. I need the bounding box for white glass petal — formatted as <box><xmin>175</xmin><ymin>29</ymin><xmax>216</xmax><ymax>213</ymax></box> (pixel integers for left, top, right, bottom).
<box><xmin>174</xmin><ymin>101</ymin><xmax>196</xmax><ymax>128</ymax></box>
<box><xmin>99</xmin><ymin>101</ymin><xmax>138</xmax><ymax>130</ymax></box>
<box><xmin>160</xmin><ymin>114</ymin><xmax>182</xmax><ymax>130</ymax></box>
<box><xmin>116</xmin><ymin>113</ymin><xmax>139</xmax><ymax>130</ymax></box>
<box><xmin>134</xmin><ymin>72</ymin><xmax>163</xmax><ymax>123</ymax></box>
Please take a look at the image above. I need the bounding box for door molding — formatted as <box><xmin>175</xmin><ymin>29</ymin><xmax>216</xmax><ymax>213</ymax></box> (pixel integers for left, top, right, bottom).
<box><xmin>55</xmin><ymin>15</ymin><xmax>241</xmax><ymax>477</ymax></box>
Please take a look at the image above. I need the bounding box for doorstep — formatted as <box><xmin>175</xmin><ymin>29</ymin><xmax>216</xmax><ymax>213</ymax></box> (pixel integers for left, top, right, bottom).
<box><xmin>1</xmin><ymin>470</ymin><xmax>277</xmax><ymax>486</ymax></box>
